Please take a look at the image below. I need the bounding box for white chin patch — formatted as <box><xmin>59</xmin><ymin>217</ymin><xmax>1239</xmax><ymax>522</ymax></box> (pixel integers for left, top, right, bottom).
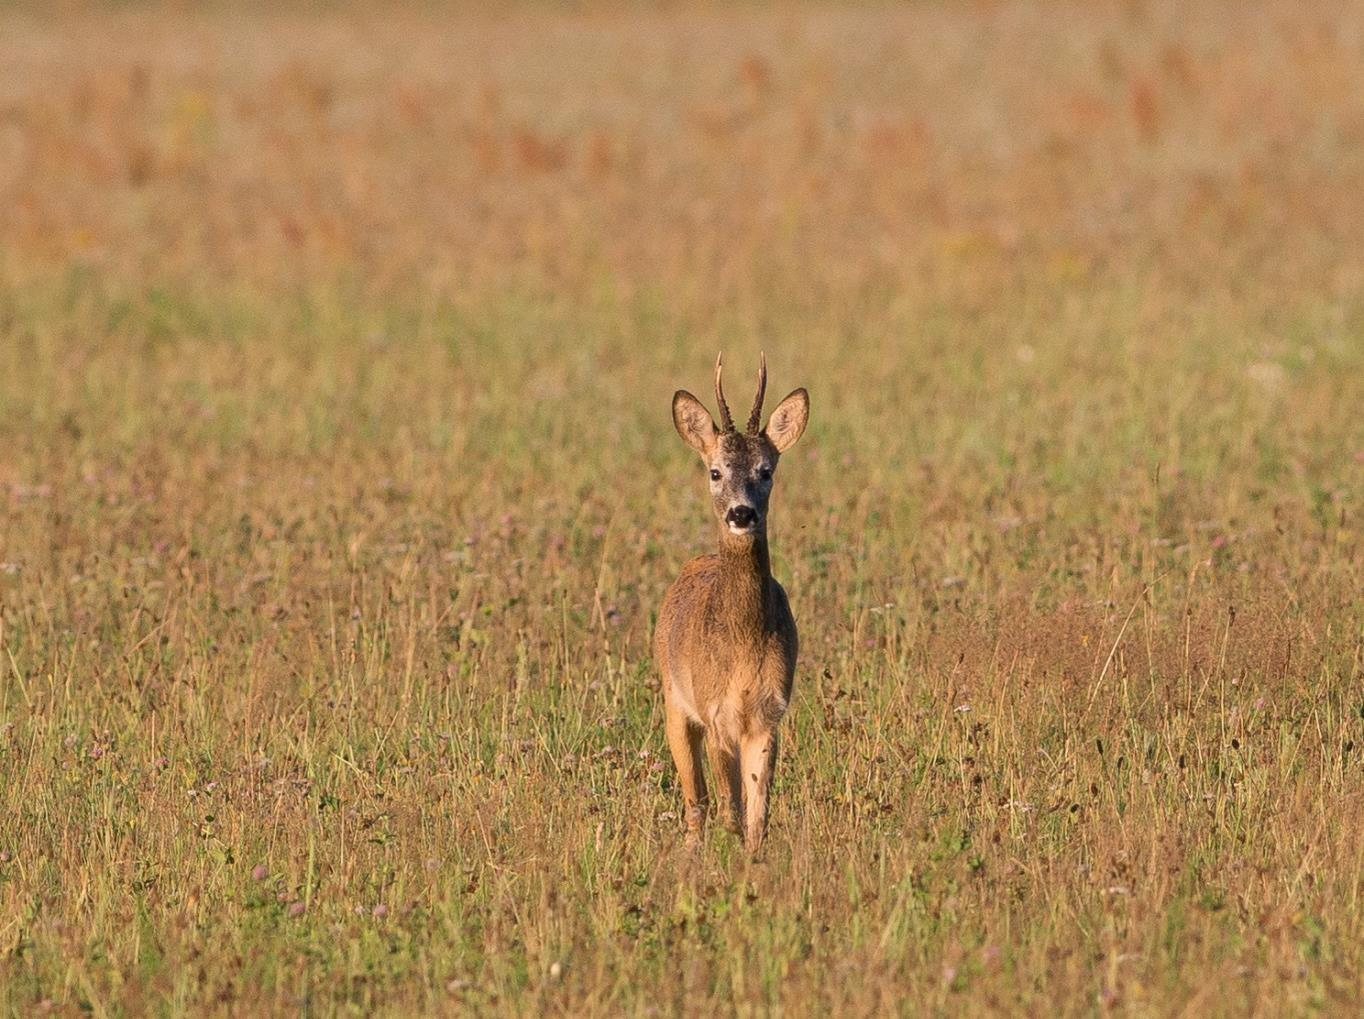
<box><xmin>727</xmin><ymin>523</ymin><xmax>754</xmax><ymax>535</ymax></box>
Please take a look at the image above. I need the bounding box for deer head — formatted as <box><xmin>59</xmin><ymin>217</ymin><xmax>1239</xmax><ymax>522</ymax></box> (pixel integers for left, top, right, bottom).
<box><xmin>672</xmin><ymin>353</ymin><xmax>809</xmax><ymax>541</ymax></box>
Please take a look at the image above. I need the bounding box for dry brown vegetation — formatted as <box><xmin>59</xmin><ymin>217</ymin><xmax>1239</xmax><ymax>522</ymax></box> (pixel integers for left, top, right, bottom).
<box><xmin>2</xmin><ymin>1</ymin><xmax>1364</xmax><ymax>1014</ymax></box>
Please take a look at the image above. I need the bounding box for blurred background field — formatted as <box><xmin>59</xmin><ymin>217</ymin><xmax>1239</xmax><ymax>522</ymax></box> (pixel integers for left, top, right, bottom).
<box><xmin>2</xmin><ymin>1</ymin><xmax>1364</xmax><ymax>1014</ymax></box>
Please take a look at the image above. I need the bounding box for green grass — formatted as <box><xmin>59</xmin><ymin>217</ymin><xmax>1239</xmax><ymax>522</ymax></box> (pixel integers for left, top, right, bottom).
<box><xmin>3</xmin><ymin>268</ymin><xmax>1363</xmax><ymax>1015</ymax></box>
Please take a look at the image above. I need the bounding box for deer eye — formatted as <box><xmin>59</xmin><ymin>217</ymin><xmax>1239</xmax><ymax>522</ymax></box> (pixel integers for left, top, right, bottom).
<box><xmin>709</xmin><ymin>469</ymin><xmax>721</xmax><ymax>482</ymax></box>
<box><xmin>758</xmin><ymin>466</ymin><xmax>773</xmax><ymax>480</ymax></box>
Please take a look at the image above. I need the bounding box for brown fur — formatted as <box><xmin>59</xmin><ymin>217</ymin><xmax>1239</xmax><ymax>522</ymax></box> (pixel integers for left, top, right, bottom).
<box><xmin>655</xmin><ymin>355</ymin><xmax>809</xmax><ymax>851</ymax></box>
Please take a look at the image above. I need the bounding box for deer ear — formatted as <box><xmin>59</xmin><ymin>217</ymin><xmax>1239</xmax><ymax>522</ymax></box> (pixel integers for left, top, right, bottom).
<box><xmin>764</xmin><ymin>388</ymin><xmax>809</xmax><ymax>453</ymax></box>
<box><xmin>672</xmin><ymin>390</ymin><xmax>717</xmax><ymax>455</ymax></box>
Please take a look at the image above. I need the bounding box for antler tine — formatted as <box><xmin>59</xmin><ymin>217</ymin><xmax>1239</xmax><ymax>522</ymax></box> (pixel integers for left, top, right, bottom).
<box><xmin>714</xmin><ymin>351</ymin><xmax>735</xmax><ymax>432</ymax></box>
<box><xmin>746</xmin><ymin>350</ymin><xmax>767</xmax><ymax>435</ymax></box>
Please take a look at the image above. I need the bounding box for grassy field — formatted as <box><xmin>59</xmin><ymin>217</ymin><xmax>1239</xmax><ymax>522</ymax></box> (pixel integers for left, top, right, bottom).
<box><xmin>3</xmin><ymin>1</ymin><xmax>1364</xmax><ymax>1014</ymax></box>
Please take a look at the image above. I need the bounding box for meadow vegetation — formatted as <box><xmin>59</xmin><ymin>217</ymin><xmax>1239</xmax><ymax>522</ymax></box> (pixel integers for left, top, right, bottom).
<box><xmin>2</xmin><ymin>1</ymin><xmax>1364</xmax><ymax>1014</ymax></box>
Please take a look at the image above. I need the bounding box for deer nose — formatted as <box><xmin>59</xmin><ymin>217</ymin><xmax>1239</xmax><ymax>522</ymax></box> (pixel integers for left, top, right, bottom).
<box><xmin>726</xmin><ymin>505</ymin><xmax>757</xmax><ymax>529</ymax></box>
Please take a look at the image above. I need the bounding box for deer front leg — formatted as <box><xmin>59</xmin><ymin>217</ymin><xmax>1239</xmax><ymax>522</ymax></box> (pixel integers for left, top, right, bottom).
<box><xmin>707</xmin><ymin>740</ymin><xmax>744</xmax><ymax>836</ymax></box>
<box><xmin>740</xmin><ymin>729</ymin><xmax>779</xmax><ymax>853</ymax></box>
<box><xmin>665</xmin><ymin>704</ymin><xmax>708</xmax><ymax>847</ymax></box>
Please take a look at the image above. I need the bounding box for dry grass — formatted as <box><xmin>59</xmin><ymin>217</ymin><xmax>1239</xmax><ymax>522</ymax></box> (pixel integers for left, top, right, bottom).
<box><xmin>2</xmin><ymin>1</ymin><xmax>1364</xmax><ymax>1014</ymax></box>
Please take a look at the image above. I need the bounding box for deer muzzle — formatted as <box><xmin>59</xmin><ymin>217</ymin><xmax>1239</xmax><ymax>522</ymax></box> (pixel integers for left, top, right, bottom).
<box><xmin>725</xmin><ymin>505</ymin><xmax>758</xmax><ymax>533</ymax></box>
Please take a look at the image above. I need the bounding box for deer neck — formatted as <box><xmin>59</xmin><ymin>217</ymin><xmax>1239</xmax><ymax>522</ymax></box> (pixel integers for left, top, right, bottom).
<box><xmin>715</xmin><ymin>529</ymin><xmax>771</xmax><ymax>619</ymax></box>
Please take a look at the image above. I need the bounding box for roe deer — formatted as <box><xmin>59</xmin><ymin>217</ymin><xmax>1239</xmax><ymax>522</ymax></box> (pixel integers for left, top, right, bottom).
<box><xmin>655</xmin><ymin>353</ymin><xmax>809</xmax><ymax>852</ymax></box>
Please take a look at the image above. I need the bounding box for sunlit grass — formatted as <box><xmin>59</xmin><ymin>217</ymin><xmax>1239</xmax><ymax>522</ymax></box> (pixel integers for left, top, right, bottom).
<box><xmin>2</xmin><ymin>2</ymin><xmax>1364</xmax><ymax>1015</ymax></box>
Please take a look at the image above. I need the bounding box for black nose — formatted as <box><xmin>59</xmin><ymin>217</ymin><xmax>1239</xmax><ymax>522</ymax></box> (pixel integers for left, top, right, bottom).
<box><xmin>726</xmin><ymin>505</ymin><xmax>757</xmax><ymax>528</ymax></box>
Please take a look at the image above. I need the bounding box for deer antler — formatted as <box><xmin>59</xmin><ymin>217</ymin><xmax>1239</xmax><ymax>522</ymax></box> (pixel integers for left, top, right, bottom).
<box><xmin>714</xmin><ymin>352</ymin><xmax>735</xmax><ymax>432</ymax></box>
<box><xmin>746</xmin><ymin>351</ymin><xmax>767</xmax><ymax>435</ymax></box>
